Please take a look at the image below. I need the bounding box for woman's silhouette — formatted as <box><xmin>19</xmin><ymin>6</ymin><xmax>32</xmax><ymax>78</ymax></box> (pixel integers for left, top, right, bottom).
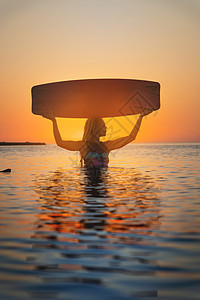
<box><xmin>43</xmin><ymin>109</ymin><xmax>152</xmax><ymax>168</ymax></box>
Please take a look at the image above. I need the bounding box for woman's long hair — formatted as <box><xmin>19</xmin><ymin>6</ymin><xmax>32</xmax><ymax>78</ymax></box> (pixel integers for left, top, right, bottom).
<box><xmin>82</xmin><ymin>118</ymin><xmax>104</xmax><ymax>141</ymax></box>
<box><xmin>80</xmin><ymin>118</ymin><xmax>104</xmax><ymax>166</ymax></box>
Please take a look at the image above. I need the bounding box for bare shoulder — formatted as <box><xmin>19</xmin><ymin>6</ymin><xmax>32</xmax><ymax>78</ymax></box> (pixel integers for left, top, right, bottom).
<box><xmin>75</xmin><ymin>140</ymin><xmax>84</xmax><ymax>149</ymax></box>
<box><xmin>103</xmin><ymin>140</ymin><xmax>110</xmax><ymax>147</ymax></box>
<box><xmin>102</xmin><ymin>141</ymin><xmax>111</xmax><ymax>152</ymax></box>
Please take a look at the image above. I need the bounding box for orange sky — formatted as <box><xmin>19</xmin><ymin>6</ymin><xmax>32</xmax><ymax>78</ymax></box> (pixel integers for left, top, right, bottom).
<box><xmin>0</xmin><ymin>0</ymin><xmax>200</xmax><ymax>143</ymax></box>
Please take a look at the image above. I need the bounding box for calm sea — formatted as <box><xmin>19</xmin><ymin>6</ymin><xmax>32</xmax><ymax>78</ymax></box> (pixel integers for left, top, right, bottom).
<box><xmin>0</xmin><ymin>143</ymin><xmax>200</xmax><ymax>300</ymax></box>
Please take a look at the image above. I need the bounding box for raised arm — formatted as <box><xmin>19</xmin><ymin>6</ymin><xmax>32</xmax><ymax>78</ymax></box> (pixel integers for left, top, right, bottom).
<box><xmin>42</xmin><ymin>112</ymin><xmax>82</xmax><ymax>151</ymax></box>
<box><xmin>105</xmin><ymin>109</ymin><xmax>153</xmax><ymax>152</ymax></box>
<box><xmin>52</xmin><ymin>118</ymin><xmax>82</xmax><ymax>151</ymax></box>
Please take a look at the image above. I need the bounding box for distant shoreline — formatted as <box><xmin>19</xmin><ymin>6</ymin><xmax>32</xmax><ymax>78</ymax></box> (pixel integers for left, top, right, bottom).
<box><xmin>0</xmin><ymin>142</ymin><xmax>46</xmax><ymax>146</ymax></box>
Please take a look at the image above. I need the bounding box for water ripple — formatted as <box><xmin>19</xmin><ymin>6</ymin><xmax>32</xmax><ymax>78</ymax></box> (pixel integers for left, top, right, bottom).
<box><xmin>0</xmin><ymin>144</ymin><xmax>200</xmax><ymax>299</ymax></box>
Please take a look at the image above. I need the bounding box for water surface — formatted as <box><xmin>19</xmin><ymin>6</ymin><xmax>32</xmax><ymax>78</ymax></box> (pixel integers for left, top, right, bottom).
<box><xmin>0</xmin><ymin>144</ymin><xmax>200</xmax><ymax>299</ymax></box>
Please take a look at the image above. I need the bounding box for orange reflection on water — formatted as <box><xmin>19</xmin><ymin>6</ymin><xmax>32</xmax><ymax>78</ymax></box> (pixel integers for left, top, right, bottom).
<box><xmin>33</xmin><ymin>167</ymin><xmax>161</xmax><ymax>244</ymax></box>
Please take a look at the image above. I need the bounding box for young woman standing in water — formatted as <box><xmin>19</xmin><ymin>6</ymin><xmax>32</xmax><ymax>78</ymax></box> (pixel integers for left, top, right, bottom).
<box><xmin>43</xmin><ymin>109</ymin><xmax>153</xmax><ymax>168</ymax></box>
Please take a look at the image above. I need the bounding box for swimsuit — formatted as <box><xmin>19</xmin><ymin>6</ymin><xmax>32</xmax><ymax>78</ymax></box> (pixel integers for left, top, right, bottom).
<box><xmin>85</xmin><ymin>151</ymin><xmax>109</xmax><ymax>168</ymax></box>
<box><xmin>84</xmin><ymin>142</ymin><xmax>109</xmax><ymax>168</ymax></box>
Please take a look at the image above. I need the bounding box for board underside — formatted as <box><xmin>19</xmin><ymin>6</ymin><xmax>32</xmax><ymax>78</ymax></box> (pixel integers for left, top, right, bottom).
<box><xmin>32</xmin><ymin>79</ymin><xmax>160</xmax><ymax>118</ymax></box>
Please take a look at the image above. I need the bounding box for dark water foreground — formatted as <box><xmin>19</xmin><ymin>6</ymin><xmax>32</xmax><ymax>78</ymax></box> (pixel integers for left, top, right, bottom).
<box><xmin>0</xmin><ymin>144</ymin><xmax>200</xmax><ymax>299</ymax></box>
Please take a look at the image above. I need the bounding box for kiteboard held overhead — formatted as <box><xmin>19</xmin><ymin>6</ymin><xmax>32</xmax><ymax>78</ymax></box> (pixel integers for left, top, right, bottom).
<box><xmin>31</xmin><ymin>78</ymin><xmax>160</xmax><ymax>118</ymax></box>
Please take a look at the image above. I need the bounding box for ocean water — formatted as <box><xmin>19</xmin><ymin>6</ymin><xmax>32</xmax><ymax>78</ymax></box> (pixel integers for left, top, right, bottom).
<box><xmin>0</xmin><ymin>143</ymin><xmax>200</xmax><ymax>300</ymax></box>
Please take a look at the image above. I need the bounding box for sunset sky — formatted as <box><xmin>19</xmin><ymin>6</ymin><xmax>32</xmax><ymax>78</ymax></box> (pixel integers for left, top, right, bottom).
<box><xmin>0</xmin><ymin>0</ymin><xmax>199</xmax><ymax>143</ymax></box>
